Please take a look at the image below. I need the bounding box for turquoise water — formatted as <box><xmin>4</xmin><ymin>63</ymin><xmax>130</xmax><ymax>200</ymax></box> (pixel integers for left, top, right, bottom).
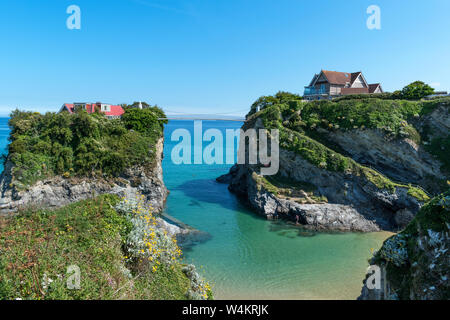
<box><xmin>163</xmin><ymin>120</ymin><xmax>391</xmax><ymax>300</ymax></box>
<box><xmin>0</xmin><ymin>118</ymin><xmax>390</xmax><ymax>300</ymax></box>
<box><xmin>0</xmin><ymin>118</ymin><xmax>9</xmax><ymax>173</ymax></box>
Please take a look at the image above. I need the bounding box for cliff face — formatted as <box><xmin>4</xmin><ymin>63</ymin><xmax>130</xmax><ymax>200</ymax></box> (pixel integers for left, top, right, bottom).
<box><xmin>219</xmin><ymin>96</ymin><xmax>449</xmax><ymax>232</ymax></box>
<box><xmin>319</xmin><ymin>103</ymin><xmax>450</xmax><ymax>194</ymax></box>
<box><xmin>220</xmin><ymin>152</ymin><xmax>421</xmax><ymax>232</ymax></box>
<box><xmin>218</xmin><ymin>123</ymin><xmax>427</xmax><ymax>232</ymax></box>
<box><xmin>359</xmin><ymin>192</ymin><xmax>449</xmax><ymax>300</ymax></box>
<box><xmin>321</xmin><ymin>129</ymin><xmax>442</xmax><ymax>191</ymax></box>
<box><xmin>0</xmin><ymin>137</ymin><xmax>168</xmax><ymax>216</ymax></box>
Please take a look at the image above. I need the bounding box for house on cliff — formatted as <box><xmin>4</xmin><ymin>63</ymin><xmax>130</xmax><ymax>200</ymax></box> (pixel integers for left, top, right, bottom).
<box><xmin>59</xmin><ymin>102</ymin><xmax>125</xmax><ymax>119</ymax></box>
<box><xmin>304</xmin><ymin>70</ymin><xmax>383</xmax><ymax>100</ymax></box>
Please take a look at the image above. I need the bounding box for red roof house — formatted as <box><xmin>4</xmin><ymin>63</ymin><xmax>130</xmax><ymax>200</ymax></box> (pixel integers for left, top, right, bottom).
<box><xmin>60</xmin><ymin>102</ymin><xmax>125</xmax><ymax>119</ymax></box>
<box><xmin>304</xmin><ymin>70</ymin><xmax>383</xmax><ymax>100</ymax></box>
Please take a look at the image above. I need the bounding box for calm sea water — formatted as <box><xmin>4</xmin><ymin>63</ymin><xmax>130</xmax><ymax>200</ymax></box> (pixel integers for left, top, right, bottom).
<box><xmin>163</xmin><ymin>120</ymin><xmax>391</xmax><ymax>300</ymax></box>
<box><xmin>0</xmin><ymin>118</ymin><xmax>9</xmax><ymax>173</ymax></box>
<box><xmin>0</xmin><ymin>118</ymin><xmax>390</xmax><ymax>300</ymax></box>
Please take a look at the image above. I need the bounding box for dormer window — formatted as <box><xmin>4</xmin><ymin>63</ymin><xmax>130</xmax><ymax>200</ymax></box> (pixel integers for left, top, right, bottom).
<box><xmin>74</xmin><ymin>103</ymin><xmax>86</xmax><ymax>111</ymax></box>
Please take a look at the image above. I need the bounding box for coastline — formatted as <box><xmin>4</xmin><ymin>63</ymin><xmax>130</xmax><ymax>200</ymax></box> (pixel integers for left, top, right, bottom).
<box><xmin>162</xmin><ymin>119</ymin><xmax>395</xmax><ymax>300</ymax></box>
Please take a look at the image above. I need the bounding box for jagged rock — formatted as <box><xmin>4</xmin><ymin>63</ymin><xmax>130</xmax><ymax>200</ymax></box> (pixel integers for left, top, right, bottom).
<box><xmin>394</xmin><ymin>209</ymin><xmax>415</xmax><ymax>229</ymax></box>
<box><xmin>322</xmin><ymin>129</ymin><xmax>446</xmax><ymax>194</ymax></box>
<box><xmin>221</xmin><ymin>145</ymin><xmax>423</xmax><ymax>232</ymax></box>
<box><xmin>0</xmin><ymin>138</ymin><xmax>168</xmax><ymax>215</ymax></box>
<box><xmin>359</xmin><ymin>192</ymin><xmax>450</xmax><ymax>300</ymax></box>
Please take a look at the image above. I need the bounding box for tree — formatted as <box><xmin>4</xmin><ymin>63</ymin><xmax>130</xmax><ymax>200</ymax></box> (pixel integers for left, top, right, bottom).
<box><xmin>123</xmin><ymin>101</ymin><xmax>151</xmax><ymax>109</ymax></box>
<box><xmin>401</xmin><ymin>81</ymin><xmax>435</xmax><ymax>100</ymax></box>
<box><xmin>121</xmin><ymin>108</ymin><xmax>162</xmax><ymax>135</ymax></box>
<box><xmin>247</xmin><ymin>92</ymin><xmax>303</xmax><ymax>118</ymax></box>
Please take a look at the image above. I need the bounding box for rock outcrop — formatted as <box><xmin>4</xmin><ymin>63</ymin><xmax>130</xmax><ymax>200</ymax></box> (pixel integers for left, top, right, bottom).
<box><xmin>0</xmin><ymin>138</ymin><xmax>168</xmax><ymax>215</ymax></box>
<box><xmin>217</xmin><ymin>102</ymin><xmax>436</xmax><ymax>232</ymax></box>
<box><xmin>219</xmin><ymin>159</ymin><xmax>421</xmax><ymax>232</ymax></box>
<box><xmin>359</xmin><ymin>192</ymin><xmax>450</xmax><ymax>300</ymax></box>
<box><xmin>321</xmin><ymin>129</ymin><xmax>444</xmax><ymax>193</ymax></box>
<box><xmin>313</xmin><ymin>103</ymin><xmax>450</xmax><ymax>195</ymax></box>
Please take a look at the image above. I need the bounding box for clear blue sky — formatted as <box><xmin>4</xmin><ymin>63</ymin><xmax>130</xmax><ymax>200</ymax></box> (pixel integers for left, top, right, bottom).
<box><xmin>0</xmin><ymin>0</ymin><xmax>449</xmax><ymax>116</ymax></box>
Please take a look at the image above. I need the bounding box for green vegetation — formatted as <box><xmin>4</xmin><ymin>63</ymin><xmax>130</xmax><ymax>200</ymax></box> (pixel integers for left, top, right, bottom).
<box><xmin>247</xmin><ymin>92</ymin><xmax>436</xmax><ymax>201</ymax></box>
<box><xmin>246</xmin><ymin>91</ymin><xmax>303</xmax><ymax>118</ymax></box>
<box><xmin>403</xmin><ymin>191</ymin><xmax>450</xmax><ymax>235</ymax></box>
<box><xmin>121</xmin><ymin>101</ymin><xmax>152</xmax><ymax>109</ymax></box>
<box><xmin>297</xmin><ymin>98</ymin><xmax>446</xmax><ymax>137</ymax></box>
<box><xmin>6</xmin><ymin>107</ymin><xmax>167</xmax><ymax>189</ymax></box>
<box><xmin>332</xmin><ymin>81</ymin><xmax>435</xmax><ymax>102</ymax></box>
<box><xmin>279</xmin><ymin>126</ymin><xmax>429</xmax><ymax>201</ymax></box>
<box><xmin>248</xmin><ymin>93</ymin><xmax>449</xmax><ymax>138</ymax></box>
<box><xmin>0</xmin><ymin>194</ymin><xmax>212</xmax><ymax>300</ymax></box>
<box><xmin>424</xmin><ymin>136</ymin><xmax>450</xmax><ymax>173</ymax></box>
<box><xmin>371</xmin><ymin>191</ymin><xmax>450</xmax><ymax>300</ymax></box>
<box><xmin>332</xmin><ymin>92</ymin><xmax>403</xmax><ymax>102</ymax></box>
<box><xmin>255</xmin><ymin>173</ymin><xmax>328</xmax><ymax>204</ymax></box>
<box><xmin>400</xmin><ymin>81</ymin><xmax>435</xmax><ymax>100</ymax></box>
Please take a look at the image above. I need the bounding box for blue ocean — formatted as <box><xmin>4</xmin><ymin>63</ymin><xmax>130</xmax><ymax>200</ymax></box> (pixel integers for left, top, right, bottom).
<box><xmin>0</xmin><ymin>118</ymin><xmax>9</xmax><ymax>174</ymax></box>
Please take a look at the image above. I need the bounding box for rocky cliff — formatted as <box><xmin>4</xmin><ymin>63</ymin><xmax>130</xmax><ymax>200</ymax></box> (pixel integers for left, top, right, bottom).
<box><xmin>317</xmin><ymin>102</ymin><xmax>450</xmax><ymax>194</ymax></box>
<box><xmin>219</xmin><ymin>157</ymin><xmax>420</xmax><ymax>232</ymax></box>
<box><xmin>359</xmin><ymin>192</ymin><xmax>449</xmax><ymax>300</ymax></box>
<box><xmin>218</xmin><ymin>95</ymin><xmax>449</xmax><ymax>232</ymax></box>
<box><xmin>0</xmin><ymin>137</ymin><xmax>168</xmax><ymax>215</ymax></box>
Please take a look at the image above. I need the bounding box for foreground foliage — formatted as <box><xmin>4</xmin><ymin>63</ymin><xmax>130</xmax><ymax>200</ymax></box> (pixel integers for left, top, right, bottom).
<box><xmin>372</xmin><ymin>191</ymin><xmax>450</xmax><ymax>300</ymax></box>
<box><xmin>0</xmin><ymin>195</ymin><xmax>212</xmax><ymax>300</ymax></box>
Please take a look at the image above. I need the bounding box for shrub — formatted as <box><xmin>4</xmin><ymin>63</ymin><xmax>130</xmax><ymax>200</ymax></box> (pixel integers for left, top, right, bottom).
<box><xmin>401</xmin><ymin>81</ymin><xmax>435</xmax><ymax>100</ymax></box>
<box><xmin>246</xmin><ymin>91</ymin><xmax>303</xmax><ymax>118</ymax></box>
<box><xmin>115</xmin><ymin>196</ymin><xmax>182</xmax><ymax>268</ymax></box>
<box><xmin>6</xmin><ymin>107</ymin><xmax>166</xmax><ymax>188</ymax></box>
<box><xmin>379</xmin><ymin>234</ymin><xmax>409</xmax><ymax>267</ymax></box>
<box><xmin>114</xmin><ymin>195</ymin><xmax>213</xmax><ymax>300</ymax></box>
<box><xmin>122</xmin><ymin>108</ymin><xmax>167</xmax><ymax>138</ymax></box>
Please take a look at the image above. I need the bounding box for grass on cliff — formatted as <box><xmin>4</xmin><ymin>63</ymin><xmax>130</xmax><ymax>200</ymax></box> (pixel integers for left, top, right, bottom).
<box><xmin>0</xmin><ymin>195</ymin><xmax>197</xmax><ymax>300</ymax></box>
<box><xmin>247</xmin><ymin>94</ymin><xmax>450</xmax><ymax>172</ymax></box>
<box><xmin>5</xmin><ymin>107</ymin><xmax>167</xmax><ymax>189</ymax></box>
<box><xmin>403</xmin><ymin>191</ymin><xmax>450</xmax><ymax>235</ymax></box>
<box><xmin>247</xmin><ymin>95</ymin><xmax>431</xmax><ymax>202</ymax></box>
<box><xmin>248</xmin><ymin>93</ymin><xmax>449</xmax><ymax>136</ymax></box>
<box><xmin>281</xmin><ymin>125</ymin><xmax>428</xmax><ymax>201</ymax></box>
<box><xmin>253</xmin><ymin>173</ymin><xmax>328</xmax><ymax>203</ymax></box>
<box><xmin>424</xmin><ymin>136</ymin><xmax>450</xmax><ymax>174</ymax></box>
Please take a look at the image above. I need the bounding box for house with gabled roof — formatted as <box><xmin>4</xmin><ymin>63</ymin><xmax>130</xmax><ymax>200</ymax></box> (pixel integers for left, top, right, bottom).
<box><xmin>59</xmin><ymin>102</ymin><xmax>125</xmax><ymax>119</ymax></box>
<box><xmin>304</xmin><ymin>70</ymin><xmax>383</xmax><ymax>100</ymax></box>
